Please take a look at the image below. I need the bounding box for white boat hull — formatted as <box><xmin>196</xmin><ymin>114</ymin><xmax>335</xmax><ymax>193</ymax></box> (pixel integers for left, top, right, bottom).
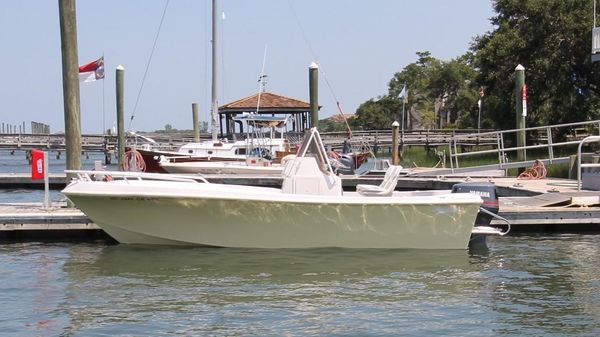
<box><xmin>63</xmin><ymin>180</ymin><xmax>481</xmax><ymax>249</ymax></box>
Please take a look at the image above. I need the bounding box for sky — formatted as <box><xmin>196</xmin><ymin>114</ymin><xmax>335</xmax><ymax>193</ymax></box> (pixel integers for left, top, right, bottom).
<box><xmin>0</xmin><ymin>0</ymin><xmax>495</xmax><ymax>134</ymax></box>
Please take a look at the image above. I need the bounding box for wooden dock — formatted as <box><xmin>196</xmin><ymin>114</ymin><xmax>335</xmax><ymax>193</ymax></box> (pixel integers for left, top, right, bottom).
<box><xmin>0</xmin><ymin>202</ymin><xmax>112</xmax><ymax>242</ymax></box>
<box><xmin>1</xmin><ymin>173</ymin><xmax>600</xmax><ymax>241</ymax></box>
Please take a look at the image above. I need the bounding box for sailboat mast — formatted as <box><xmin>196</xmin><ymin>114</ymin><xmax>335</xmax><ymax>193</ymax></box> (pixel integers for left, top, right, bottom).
<box><xmin>211</xmin><ymin>0</ymin><xmax>219</xmax><ymax>142</ymax></box>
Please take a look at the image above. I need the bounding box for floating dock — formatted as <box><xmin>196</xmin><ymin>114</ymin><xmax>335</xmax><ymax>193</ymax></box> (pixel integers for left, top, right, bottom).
<box><xmin>1</xmin><ymin>172</ymin><xmax>600</xmax><ymax>241</ymax></box>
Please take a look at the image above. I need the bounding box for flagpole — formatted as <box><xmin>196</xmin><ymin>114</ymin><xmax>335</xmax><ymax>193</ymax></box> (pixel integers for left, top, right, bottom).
<box><xmin>400</xmin><ymin>83</ymin><xmax>406</xmax><ymax>143</ymax></box>
<box><xmin>401</xmin><ymin>98</ymin><xmax>405</xmax><ymax>140</ymax></box>
<box><xmin>477</xmin><ymin>87</ymin><xmax>483</xmax><ymax>134</ymax></box>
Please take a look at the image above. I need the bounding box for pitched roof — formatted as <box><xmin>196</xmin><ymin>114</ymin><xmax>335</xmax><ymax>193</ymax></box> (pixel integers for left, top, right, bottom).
<box><xmin>220</xmin><ymin>92</ymin><xmax>312</xmax><ymax>112</ymax></box>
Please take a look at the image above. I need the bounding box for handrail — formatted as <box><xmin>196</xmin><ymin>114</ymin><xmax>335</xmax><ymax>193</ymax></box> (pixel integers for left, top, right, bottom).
<box><xmin>449</xmin><ymin>120</ymin><xmax>600</xmax><ymax>173</ymax></box>
<box><xmin>576</xmin><ymin>135</ymin><xmax>600</xmax><ymax>191</ymax></box>
<box><xmin>65</xmin><ymin>170</ymin><xmax>210</xmax><ymax>184</ymax></box>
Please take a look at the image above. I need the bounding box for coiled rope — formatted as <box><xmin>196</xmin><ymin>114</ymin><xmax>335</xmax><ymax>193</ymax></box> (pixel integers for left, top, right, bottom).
<box><xmin>517</xmin><ymin>160</ymin><xmax>547</xmax><ymax>180</ymax></box>
<box><xmin>124</xmin><ymin>149</ymin><xmax>147</xmax><ymax>172</ymax></box>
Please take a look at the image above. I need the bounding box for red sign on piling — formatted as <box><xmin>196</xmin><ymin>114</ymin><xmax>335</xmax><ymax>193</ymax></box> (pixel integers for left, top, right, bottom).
<box><xmin>31</xmin><ymin>150</ymin><xmax>45</xmax><ymax>180</ymax></box>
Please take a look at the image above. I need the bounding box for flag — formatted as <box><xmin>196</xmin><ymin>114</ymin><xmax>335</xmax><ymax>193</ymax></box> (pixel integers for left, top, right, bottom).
<box><xmin>398</xmin><ymin>84</ymin><xmax>408</xmax><ymax>103</ymax></box>
<box><xmin>477</xmin><ymin>87</ymin><xmax>484</xmax><ymax>110</ymax></box>
<box><xmin>79</xmin><ymin>56</ymin><xmax>105</xmax><ymax>82</ymax></box>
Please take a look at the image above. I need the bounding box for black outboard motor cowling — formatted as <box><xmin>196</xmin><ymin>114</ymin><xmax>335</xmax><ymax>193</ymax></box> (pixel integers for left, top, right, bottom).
<box><xmin>451</xmin><ymin>182</ymin><xmax>499</xmax><ymax>227</ymax></box>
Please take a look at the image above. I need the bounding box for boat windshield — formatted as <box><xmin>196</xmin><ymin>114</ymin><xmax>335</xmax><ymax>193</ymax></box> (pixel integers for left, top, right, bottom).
<box><xmin>289</xmin><ymin>127</ymin><xmax>334</xmax><ymax>175</ymax></box>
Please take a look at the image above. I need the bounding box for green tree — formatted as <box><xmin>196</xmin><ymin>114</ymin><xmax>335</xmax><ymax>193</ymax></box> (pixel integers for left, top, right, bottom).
<box><xmin>352</xmin><ymin>96</ymin><xmax>400</xmax><ymax>130</ymax></box>
<box><xmin>387</xmin><ymin>51</ymin><xmax>479</xmax><ymax>129</ymax></box>
<box><xmin>473</xmin><ymin>0</ymin><xmax>600</xmax><ymax>130</ymax></box>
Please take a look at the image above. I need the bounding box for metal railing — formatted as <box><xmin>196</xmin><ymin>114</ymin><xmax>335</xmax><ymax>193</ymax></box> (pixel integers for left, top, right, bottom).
<box><xmin>448</xmin><ymin>120</ymin><xmax>600</xmax><ymax>174</ymax></box>
<box><xmin>576</xmin><ymin>135</ymin><xmax>600</xmax><ymax>191</ymax></box>
<box><xmin>65</xmin><ymin>170</ymin><xmax>210</xmax><ymax>184</ymax></box>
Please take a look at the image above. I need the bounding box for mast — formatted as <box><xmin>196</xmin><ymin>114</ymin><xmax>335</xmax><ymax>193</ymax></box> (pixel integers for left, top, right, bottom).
<box><xmin>211</xmin><ymin>0</ymin><xmax>219</xmax><ymax>141</ymax></box>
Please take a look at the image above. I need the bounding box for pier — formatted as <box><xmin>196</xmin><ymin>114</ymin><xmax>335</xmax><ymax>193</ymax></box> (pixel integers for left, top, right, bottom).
<box><xmin>2</xmin><ymin>172</ymin><xmax>600</xmax><ymax>241</ymax></box>
<box><xmin>3</xmin><ymin>119</ymin><xmax>600</xmax><ymax>241</ymax></box>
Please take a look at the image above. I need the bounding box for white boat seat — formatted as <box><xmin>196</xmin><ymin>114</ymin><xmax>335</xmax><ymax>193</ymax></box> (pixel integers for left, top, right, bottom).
<box><xmin>356</xmin><ymin>165</ymin><xmax>403</xmax><ymax>196</ymax></box>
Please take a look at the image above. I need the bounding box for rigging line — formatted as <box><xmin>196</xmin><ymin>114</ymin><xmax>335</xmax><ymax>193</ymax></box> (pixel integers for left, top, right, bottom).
<box><xmin>128</xmin><ymin>0</ymin><xmax>170</xmax><ymax>129</ymax></box>
<box><xmin>286</xmin><ymin>0</ymin><xmax>351</xmax><ymax>135</ymax></box>
<box><xmin>254</xmin><ymin>45</ymin><xmax>269</xmax><ymax>148</ymax></box>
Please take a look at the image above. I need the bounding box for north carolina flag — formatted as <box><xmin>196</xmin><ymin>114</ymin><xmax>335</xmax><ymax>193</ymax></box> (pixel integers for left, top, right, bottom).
<box><xmin>79</xmin><ymin>56</ymin><xmax>105</xmax><ymax>82</ymax></box>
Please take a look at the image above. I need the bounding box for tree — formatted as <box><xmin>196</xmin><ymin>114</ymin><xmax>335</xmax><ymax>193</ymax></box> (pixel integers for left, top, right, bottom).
<box><xmin>352</xmin><ymin>96</ymin><xmax>400</xmax><ymax>130</ymax></box>
<box><xmin>387</xmin><ymin>51</ymin><xmax>479</xmax><ymax>129</ymax></box>
<box><xmin>473</xmin><ymin>0</ymin><xmax>600</xmax><ymax>130</ymax></box>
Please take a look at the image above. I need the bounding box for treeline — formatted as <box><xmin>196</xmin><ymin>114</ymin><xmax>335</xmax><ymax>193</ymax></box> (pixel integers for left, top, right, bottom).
<box><xmin>328</xmin><ymin>0</ymin><xmax>600</xmax><ymax>132</ymax></box>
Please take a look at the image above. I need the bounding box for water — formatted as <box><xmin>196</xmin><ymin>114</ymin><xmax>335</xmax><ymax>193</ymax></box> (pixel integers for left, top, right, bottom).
<box><xmin>0</xmin><ymin>235</ymin><xmax>599</xmax><ymax>336</ymax></box>
<box><xmin>0</xmin><ymin>149</ymin><xmax>115</xmax><ymax>203</ymax></box>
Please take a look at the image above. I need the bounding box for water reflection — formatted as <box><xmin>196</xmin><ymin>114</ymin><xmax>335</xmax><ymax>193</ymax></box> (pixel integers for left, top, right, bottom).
<box><xmin>484</xmin><ymin>235</ymin><xmax>600</xmax><ymax>336</ymax></box>
<box><xmin>3</xmin><ymin>236</ymin><xmax>600</xmax><ymax>336</ymax></box>
<box><xmin>62</xmin><ymin>246</ymin><xmax>487</xmax><ymax>336</ymax></box>
<box><xmin>71</xmin><ymin>245</ymin><xmax>475</xmax><ymax>282</ymax></box>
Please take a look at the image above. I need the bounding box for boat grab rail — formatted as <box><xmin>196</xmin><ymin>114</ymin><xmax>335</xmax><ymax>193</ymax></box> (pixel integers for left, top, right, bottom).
<box><xmin>65</xmin><ymin>170</ymin><xmax>210</xmax><ymax>184</ymax></box>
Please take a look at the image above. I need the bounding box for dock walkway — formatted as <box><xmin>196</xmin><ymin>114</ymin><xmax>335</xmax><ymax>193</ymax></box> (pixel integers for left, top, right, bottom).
<box><xmin>1</xmin><ymin>173</ymin><xmax>600</xmax><ymax>240</ymax></box>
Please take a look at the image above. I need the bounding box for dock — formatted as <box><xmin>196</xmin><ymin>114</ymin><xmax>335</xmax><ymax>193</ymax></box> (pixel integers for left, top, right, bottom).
<box><xmin>1</xmin><ymin>171</ymin><xmax>600</xmax><ymax>241</ymax></box>
<box><xmin>0</xmin><ymin>202</ymin><xmax>112</xmax><ymax>242</ymax></box>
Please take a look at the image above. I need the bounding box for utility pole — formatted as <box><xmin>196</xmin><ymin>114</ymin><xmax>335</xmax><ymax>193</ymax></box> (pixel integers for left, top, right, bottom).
<box><xmin>58</xmin><ymin>0</ymin><xmax>82</xmax><ymax>176</ymax></box>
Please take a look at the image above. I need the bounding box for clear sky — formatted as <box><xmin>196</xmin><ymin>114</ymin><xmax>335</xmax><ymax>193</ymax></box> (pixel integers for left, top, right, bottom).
<box><xmin>0</xmin><ymin>0</ymin><xmax>495</xmax><ymax>134</ymax></box>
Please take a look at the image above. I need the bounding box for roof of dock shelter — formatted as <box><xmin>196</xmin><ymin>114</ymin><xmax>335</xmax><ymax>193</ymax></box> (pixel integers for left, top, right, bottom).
<box><xmin>218</xmin><ymin>92</ymin><xmax>319</xmax><ymax>114</ymax></box>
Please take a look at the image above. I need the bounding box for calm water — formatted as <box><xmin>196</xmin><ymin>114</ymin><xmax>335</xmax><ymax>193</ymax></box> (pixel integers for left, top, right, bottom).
<box><xmin>0</xmin><ymin>149</ymin><xmax>115</xmax><ymax>203</ymax></box>
<box><xmin>0</xmin><ymin>235</ymin><xmax>599</xmax><ymax>336</ymax></box>
<box><xmin>2</xmin><ymin>152</ymin><xmax>600</xmax><ymax>336</ymax></box>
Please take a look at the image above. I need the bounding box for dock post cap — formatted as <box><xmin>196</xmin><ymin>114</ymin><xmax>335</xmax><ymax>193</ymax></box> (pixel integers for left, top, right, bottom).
<box><xmin>392</xmin><ymin>121</ymin><xmax>400</xmax><ymax>127</ymax></box>
<box><xmin>116</xmin><ymin>65</ymin><xmax>125</xmax><ymax>70</ymax></box>
<box><xmin>515</xmin><ymin>64</ymin><xmax>525</xmax><ymax>71</ymax></box>
<box><xmin>309</xmin><ymin>62</ymin><xmax>319</xmax><ymax>69</ymax></box>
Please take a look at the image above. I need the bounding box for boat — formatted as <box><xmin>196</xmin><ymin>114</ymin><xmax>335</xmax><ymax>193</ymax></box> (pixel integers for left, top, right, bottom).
<box><xmin>62</xmin><ymin>128</ymin><xmax>483</xmax><ymax>249</ymax></box>
<box><xmin>132</xmin><ymin>135</ymin><xmax>287</xmax><ymax>173</ymax></box>
<box><xmin>157</xmin><ymin>114</ymin><xmax>293</xmax><ymax>175</ymax></box>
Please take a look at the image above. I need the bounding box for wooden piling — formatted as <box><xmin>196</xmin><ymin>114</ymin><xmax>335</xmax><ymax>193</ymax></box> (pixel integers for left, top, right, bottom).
<box><xmin>192</xmin><ymin>103</ymin><xmax>200</xmax><ymax>142</ymax></box>
<box><xmin>309</xmin><ymin>62</ymin><xmax>319</xmax><ymax>129</ymax></box>
<box><xmin>116</xmin><ymin>65</ymin><xmax>125</xmax><ymax>170</ymax></box>
<box><xmin>515</xmin><ymin>64</ymin><xmax>526</xmax><ymax>172</ymax></box>
<box><xmin>58</xmin><ymin>0</ymin><xmax>82</xmax><ymax>176</ymax></box>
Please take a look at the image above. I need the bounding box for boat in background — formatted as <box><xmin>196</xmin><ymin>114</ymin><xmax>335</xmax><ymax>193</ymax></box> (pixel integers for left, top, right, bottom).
<box><xmin>62</xmin><ymin>128</ymin><xmax>483</xmax><ymax>249</ymax></box>
<box><xmin>157</xmin><ymin>114</ymin><xmax>293</xmax><ymax>175</ymax></box>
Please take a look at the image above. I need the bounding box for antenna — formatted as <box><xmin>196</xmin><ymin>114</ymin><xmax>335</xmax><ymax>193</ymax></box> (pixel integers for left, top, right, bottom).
<box><xmin>255</xmin><ymin>44</ymin><xmax>268</xmax><ymax>114</ymax></box>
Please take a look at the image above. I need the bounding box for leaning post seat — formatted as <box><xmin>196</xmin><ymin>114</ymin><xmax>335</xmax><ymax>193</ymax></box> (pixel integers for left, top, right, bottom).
<box><xmin>356</xmin><ymin>165</ymin><xmax>403</xmax><ymax>196</ymax></box>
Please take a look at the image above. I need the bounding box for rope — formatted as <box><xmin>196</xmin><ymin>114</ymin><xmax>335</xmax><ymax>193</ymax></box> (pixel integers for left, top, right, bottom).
<box><xmin>129</xmin><ymin>0</ymin><xmax>170</xmax><ymax>129</ymax></box>
<box><xmin>517</xmin><ymin>160</ymin><xmax>547</xmax><ymax>180</ymax></box>
<box><xmin>287</xmin><ymin>0</ymin><xmax>352</xmax><ymax>137</ymax></box>
<box><xmin>124</xmin><ymin>149</ymin><xmax>147</xmax><ymax>172</ymax></box>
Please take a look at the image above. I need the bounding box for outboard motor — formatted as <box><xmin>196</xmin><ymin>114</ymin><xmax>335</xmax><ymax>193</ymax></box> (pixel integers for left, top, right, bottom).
<box><xmin>451</xmin><ymin>182</ymin><xmax>498</xmax><ymax>226</ymax></box>
<box><xmin>452</xmin><ymin>182</ymin><xmax>508</xmax><ymax>248</ymax></box>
